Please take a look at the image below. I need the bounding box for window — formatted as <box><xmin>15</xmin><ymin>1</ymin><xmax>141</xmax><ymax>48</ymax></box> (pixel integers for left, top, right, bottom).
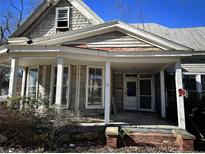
<box><xmin>201</xmin><ymin>75</ymin><xmax>205</xmax><ymax>91</ymax></box>
<box><xmin>86</xmin><ymin>67</ymin><xmax>104</xmax><ymax>108</ymax></box>
<box><xmin>50</xmin><ymin>66</ymin><xmax>70</xmax><ymax>107</ymax></box>
<box><xmin>27</xmin><ymin>67</ymin><xmax>39</xmax><ymax>98</ymax></box>
<box><xmin>56</xmin><ymin>7</ymin><xmax>70</xmax><ymax>29</ymax></box>
<box><xmin>183</xmin><ymin>75</ymin><xmax>196</xmax><ymax>91</ymax></box>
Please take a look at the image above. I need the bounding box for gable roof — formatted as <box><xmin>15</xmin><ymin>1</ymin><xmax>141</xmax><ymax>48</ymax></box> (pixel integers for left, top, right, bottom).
<box><xmin>132</xmin><ymin>23</ymin><xmax>205</xmax><ymax>51</ymax></box>
<box><xmin>31</xmin><ymin>21</ymin><xmax>192</xmax><ymax>51</ymax></box>
<box><xmin>11</xmin><ymin>0</ymin><xmax>104</xmax><ymax>37</ymax></box>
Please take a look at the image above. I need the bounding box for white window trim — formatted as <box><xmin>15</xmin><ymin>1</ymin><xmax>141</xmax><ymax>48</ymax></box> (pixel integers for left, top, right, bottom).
<box><xmin>86</xmin><ymin>65</ymin><xmax>105</xmax><ymax>109</ymax></box>
<box><xmin>26</xmin><ymin>66</ymin><xmax>39</xmax><ymax>99</ymax></box>
<box><xmin>55</xmin><ymin>7</ymin><xmax>70</xmax><ymax>29</ymax></box>
<box><xmin>49</xmin><ymin>65</ymin><xmax>71</xmax><ymax>108</ymax></box>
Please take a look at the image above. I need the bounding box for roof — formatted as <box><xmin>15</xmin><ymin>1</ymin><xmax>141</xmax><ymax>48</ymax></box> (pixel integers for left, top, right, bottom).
<box><xmin>11</xmin><ymin>0</ymin><xmax>104</xmax><ymax>37</ymax></box>
<box><xmin>29</xmin><ymin>20</ymin><xmax>191</xmax><ymax>51</ymax></box>
<box><xmin>131</xmin><ymin>23</ymin><xmax>205</xmax><ymax>51</ymax></box>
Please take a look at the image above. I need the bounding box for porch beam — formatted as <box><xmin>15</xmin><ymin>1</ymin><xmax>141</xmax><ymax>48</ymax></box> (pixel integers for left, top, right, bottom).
<box><xmin>160</xmin><ymin>70</ymin><xmax>166</xmax><ymax>118</ymax></box>
<box><xmin>8</xmin><ymin>58</ymin><xmax>18</xmax><ymax>97</ymax></box>
<box><xmin>105</xmin><ymin>61</ymin><xmax>111</xmax><ymax>125</ymax></box>
<box><xmin>175</xmin><ymin>61</ymin><xmax>186</xmax><ymax>129</ymax></box>
<box><xmin>55</xmin><ymin>57</ymin><xmax>64</xmax><ymax>107</ymax></box>
<box><xmin>196</xmin><ymin>74</ymin><xmax>202</xmax><ymax>94</ymax></box>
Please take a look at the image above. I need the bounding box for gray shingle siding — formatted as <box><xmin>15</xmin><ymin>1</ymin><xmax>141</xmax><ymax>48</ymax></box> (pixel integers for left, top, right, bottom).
<box><xmin>23</xmin><ymin>0</ymin><xmax>92</xmax><ymax>38</ymax></box>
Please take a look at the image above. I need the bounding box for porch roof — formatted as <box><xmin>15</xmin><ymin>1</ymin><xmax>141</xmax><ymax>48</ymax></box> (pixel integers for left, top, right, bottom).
<box><xmin>0</xmin><ymin>44</ymin><xmax>193</xmax><ymax>58</ymax></box>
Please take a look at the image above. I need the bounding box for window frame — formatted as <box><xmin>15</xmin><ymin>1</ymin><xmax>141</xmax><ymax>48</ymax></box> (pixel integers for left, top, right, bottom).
<box><xmin>49</xmin><ymin>65</ymin><xmax>71</xmax><ymax>108</ymax></box>
<box><xmin>55</xmin><ymin>7</ymin><xmax>70</xmax><ymax>29</ymax></box>
<box><xmin>26</xmin><ymin>66</ymin><xmax>39</xmax><ymax>99</ymax></box>
<box><xmin>86</xmin><ymin>66</ymin><xmax>105</xmax><ymax>109</ymax></box>
<box><xmin>183</xmin><ymin>74</ymin><xmax>197</xmax><ymax>92</ymax></box>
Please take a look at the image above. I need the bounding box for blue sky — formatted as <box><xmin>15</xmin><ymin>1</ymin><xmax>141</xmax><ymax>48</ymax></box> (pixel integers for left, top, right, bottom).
<box><xmin>0</xmin><ymin>0</ymin><xmax>205</xmax><ymax>28</ymax></box>
<box><xmin>84</xmin><ymin>0</ymin><xmax>205</xmax><ymax>28</ymax></box>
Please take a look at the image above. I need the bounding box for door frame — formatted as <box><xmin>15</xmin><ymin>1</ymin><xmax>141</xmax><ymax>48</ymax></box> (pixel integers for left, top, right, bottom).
<box><xmin>123</xmin><ymin>73</ymin><xmax>154</xmax><ymax>112</ymax></box>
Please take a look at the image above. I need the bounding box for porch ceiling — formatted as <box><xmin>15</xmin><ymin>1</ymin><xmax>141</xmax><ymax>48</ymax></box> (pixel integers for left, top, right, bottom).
<box><xmin>111</xmin><ymin>62</ymin><xmax>170</xmax><ymax>73</ymax></box>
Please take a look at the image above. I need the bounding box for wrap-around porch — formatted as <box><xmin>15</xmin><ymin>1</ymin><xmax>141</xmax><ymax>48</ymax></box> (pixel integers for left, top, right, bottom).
<box><xmin>0</xmin><ymin>48</ymin><xmax>186</xmax><ymax>129</ymax></box>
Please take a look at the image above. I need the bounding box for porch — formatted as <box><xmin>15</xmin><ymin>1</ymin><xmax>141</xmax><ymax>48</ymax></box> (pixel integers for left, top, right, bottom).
<box><xmin>0</xmin><ymin>46</ymin><xmax>187</xmax><ymax>129</ymax></box>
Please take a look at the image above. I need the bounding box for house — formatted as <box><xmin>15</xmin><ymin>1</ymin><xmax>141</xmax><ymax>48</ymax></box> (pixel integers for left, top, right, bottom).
<box><xmin>0</xmin><ymin>0</ymin><xmax>205</xmax><ymax>130</ymax></box>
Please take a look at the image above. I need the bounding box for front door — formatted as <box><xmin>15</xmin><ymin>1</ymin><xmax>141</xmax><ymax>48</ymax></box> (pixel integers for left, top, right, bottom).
<box><xmin>124</xmin><ymin>79</ymin><xmax>138</xmax><ymax>110</ymax></box>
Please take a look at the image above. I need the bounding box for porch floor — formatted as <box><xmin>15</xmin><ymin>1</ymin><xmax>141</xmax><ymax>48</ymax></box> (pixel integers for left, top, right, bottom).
<box><xmin>110</xmin><ymin>112</ymin><xmax>175</xmax><ymax>125</ymax></box>
<box><xmin>79</xmin><ymin>112</ymin><xmax>177</xmax><ymax>127</ymax></box>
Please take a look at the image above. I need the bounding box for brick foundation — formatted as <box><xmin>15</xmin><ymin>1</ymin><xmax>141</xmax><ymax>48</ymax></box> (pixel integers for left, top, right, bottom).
<box><xmin>105</xmin><ymin>127</ymin><xmax>196</xmax><ymax>152</ymax></box>
<box><xmin>176</xmin><ymin>134</ymin><xmax>194</xmax><ymax>152</ymax></box>
<box><xmin>106</xmin><ymin>135</ymin><xmax>118</xmax><ymax>148</ymax></box>
<box><xmin>122</xmin><ymin>132</ymin><xmax>177</xmax><ymax>147</ymax></box>
<box><xmin>105</xmin><ymin>127</ymin><xmax>119</xmax><ymax>148</ymax></box>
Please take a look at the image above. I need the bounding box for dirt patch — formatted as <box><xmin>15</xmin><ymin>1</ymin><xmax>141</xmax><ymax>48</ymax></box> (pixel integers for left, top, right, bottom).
<box><xmin>0</xmin><ymin>139</ymin><xmax>181</xmax><ymax>153</ymax></box>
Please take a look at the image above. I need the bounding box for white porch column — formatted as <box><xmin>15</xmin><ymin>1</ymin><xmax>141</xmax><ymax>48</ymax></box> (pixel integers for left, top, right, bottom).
<box><xmin>21</xmin><ymin>68</ymin><xmax>27</xmax><ymax>97</ymax></box>
<box><xmin>160</xmin><ymin>70</ymin><xmax>166</xmax><ymax>118</ymax></box>
<box><xmin>55</xmin><ymin>57</ymin><xmax>64</xmax><ymax>107</ymax></box>
<box><xmin>8</xmin><ymin>58</ymin><xmax>18</xmax><ymax>97</ymax></box>
<box><xmin>75</xmin><ymin>65</ymin><xmax>81</xmax><ymax>114</ymax></box>
<box><xmin>196</xmin><ymin>74</ymin><xmax>202</xmax><ymax>94</ymax></box>
<box><xmin>104</xmin><ymin>61</ymin><xmax>111</xmax><ymax>125</ymax></box>
<box><xmin>175</xmin><ymin>61</ymin><xmax>186</xmax><ymax>129</ymax></box>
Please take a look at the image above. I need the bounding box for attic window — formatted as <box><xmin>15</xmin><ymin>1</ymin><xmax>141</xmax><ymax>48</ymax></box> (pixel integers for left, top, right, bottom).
<box><xmin>56</xmin><ymin>7</ymin><xmax>70</xmax><ymax>30</ymax></box>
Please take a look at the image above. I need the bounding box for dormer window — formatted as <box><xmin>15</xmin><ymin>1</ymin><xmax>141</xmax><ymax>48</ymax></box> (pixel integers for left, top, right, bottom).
<box><xmin>56</xmin><ymin>7</ymin><xmax>70</xmax><ymax>30</ymax></box>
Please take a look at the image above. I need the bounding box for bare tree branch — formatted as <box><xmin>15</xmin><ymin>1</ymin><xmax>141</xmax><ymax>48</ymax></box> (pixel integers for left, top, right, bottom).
<box><xmin>10</xmin><ymin>0</ymin><xmax>24</xmax><ymax>28</ymax></box>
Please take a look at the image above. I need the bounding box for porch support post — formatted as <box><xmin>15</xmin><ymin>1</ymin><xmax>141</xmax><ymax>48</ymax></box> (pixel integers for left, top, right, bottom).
<box><xmin>105</xmin><ymin>61</ymin><xmax>111</xmax><ymax>125</ymax></box>
<box><xmin>75</xmin><ymin>65</ymin><xmax>81</xmax><ymax>114</ymax></box>
<box><xmin>160</xmin><ymin>70</ymin><xmax>166</xmax><ymax>118</ymax></box>
<box><xmin>55</xmin><ymin>57</ymin><xmax>64</xmax><ymax>107</ymax></box>
<box><xmin>8</xmin><ymin>58</ymin><xmax>18</xmax><ymax>97</ymax></box>
<box><xmin>21</xmin><ymin>68</ymin><xmax>27</xmax><ymax>97</ymax></box>
<box><xmin>196</xmin><ymin>74</ymin><xmax>202</xmax><ymax>94</ymax></box>
<box><xmin>175</xmin><ymin>61</ymin><xmax>186</xmax><ymax>129</ymax></box>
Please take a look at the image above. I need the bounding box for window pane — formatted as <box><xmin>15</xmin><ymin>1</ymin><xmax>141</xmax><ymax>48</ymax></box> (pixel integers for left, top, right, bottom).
<box><xmin>96</xmin><ymin>69</ymin><xmax>102</xmax><ymax>77</ymax></box>
<box><xmin>140</xmin><ymin>96</ymin><xmax>152</xmax><ymax>109</ymax></box>
<box><xmin>140</xmin><ymin>80</ymin><xmax>151</xmax><ymax>95</ymax></box>
<box><xmin>52</xmin><ymin>87</ymin><xmax>56</xmax><ymax>105</ymax></box>
<box><xmin>183</xmin><ymin>75</ymin><xmax>196</xmax><ymax>91</ymax></box>
<box><xmin>54</xmin><ymin>67</ymin><xmax>57</xmax><ymax>86</ymax></box>
<box><xmin>127</xmin><ymin>82</ymin><xmax>136</xmax><ymax>96</ymax></box>
<box><xmin>63</xmin><ymin>67</ymin><xmax>68</xmax><ymax>85</ymax></box>
<box><xmin>62</xmin><ymin>87</ymin><xmax>68</xmax><ymax>106</ymax></box>
<box><xmin>89</xmin><ymin>68</ymin><xmax>95</xmax><ymax>86</ymax></box>
<box><xmin>88</xmin><ymin>87</ymin><xmax>101</xmax><ymax>105</ymax></box>
<box><xmin>58</xmin><ymin>10</ymin><xmax>68</xmax><ymax>17</ymax></box>
<box><xmin>140</xmin><ymin>74</ymin><xmax>152</xmax><ymax>78</ymax></box>
<box><xmin>57</xmin><ymin>21</ymin><xmax>68</xmax><ymax>27</ymax></box>
<box><xmin>88</xmin><ymin>68</ymin><xmax>102</xmax><ymax>106</ymax></box>
<box><xmin>202</xmin><ymin>75</ymin><xmax>205</xmax><ymax>91</ymax></box>
<box><xmin>28</xmin><ymin>68</ymin><xmax>38</xmax><ymax>98</ymax></box>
